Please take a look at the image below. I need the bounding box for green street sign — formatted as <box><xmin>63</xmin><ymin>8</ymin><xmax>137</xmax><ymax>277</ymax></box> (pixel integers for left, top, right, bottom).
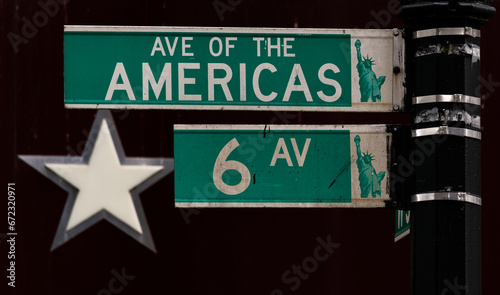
<box><xmin>395</xmin><ymin>210</ymin><xmax>410</xmax><ymax>242</ymax></box>
<box><xmin>64</xmin><ymin>26</ymin><xmax>405</xmax><ymax>112</ymax></box>
<box><xmin>174</xmin><ymin>125</ymin><xmax>393</xmax><ymax>207</ymax></box>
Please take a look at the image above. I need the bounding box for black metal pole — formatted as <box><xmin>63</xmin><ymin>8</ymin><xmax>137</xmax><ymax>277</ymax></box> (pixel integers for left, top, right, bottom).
<box><xmin>398</xmin><ymin>1</ymin><xmax>495</xmax><ymax>294</ymax></box>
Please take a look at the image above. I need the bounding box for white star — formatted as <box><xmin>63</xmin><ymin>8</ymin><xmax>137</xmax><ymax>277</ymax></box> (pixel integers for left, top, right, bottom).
<box><xmin>19</xmin><ymin>111</ymin><xmax>174</xmax><ymax>252</ymax></box>
<box><xmin>45</xmin><ymin>121</ymin><xmax>162</xmax><ymax>234</ymax></box>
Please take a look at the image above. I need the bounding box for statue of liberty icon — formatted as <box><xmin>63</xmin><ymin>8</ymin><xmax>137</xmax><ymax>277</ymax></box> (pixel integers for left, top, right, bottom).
<box><xmin>355</xmin><ymin>39</ymin><xmax>386</xmax><ymax>102</ymax></box>
<box><xmin>354</xmin><ymin>135</ymin><xmax>386</xmax><ymax>198</ymax></box>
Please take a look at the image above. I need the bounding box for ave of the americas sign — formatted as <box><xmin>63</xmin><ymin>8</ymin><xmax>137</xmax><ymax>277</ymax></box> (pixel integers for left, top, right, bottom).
<box><xmin>64</xmin><ymin>26</ymin><xmax>405</xmax><ymax>112</ymax></box>
<box><xmin>174</xmin><ymin>125</ymin><xmax>394</xmax><ymax>207</ymax></box>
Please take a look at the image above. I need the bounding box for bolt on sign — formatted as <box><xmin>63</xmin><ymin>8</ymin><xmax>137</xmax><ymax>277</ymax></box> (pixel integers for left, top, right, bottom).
<box><xmin>174</xmin><ymin>125</ymin><xmax>395</xmax><ymax>207</ymax></box>
<box><xmin>64</xmin><ymin>26</ymin><xmax>405</xmax><ymax>112</ymax></box>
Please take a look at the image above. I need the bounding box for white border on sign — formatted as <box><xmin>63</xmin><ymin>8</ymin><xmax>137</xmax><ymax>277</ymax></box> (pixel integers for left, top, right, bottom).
<box><xmin>174</xmin><ymin>124</ymin><xmax>389</xmax><ymax>131</ymax></box>
<box><xmin>64</xmin><ymin>26</ymin><xmax>405</xmax><ymax>112</ymax></box>
<box><xmin>175</xmin><ymin>200</ymin><xmax>387</xmax><ymax>208</ymax></box>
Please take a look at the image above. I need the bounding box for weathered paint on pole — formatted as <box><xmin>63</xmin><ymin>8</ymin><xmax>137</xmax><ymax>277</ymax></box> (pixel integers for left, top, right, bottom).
<box><xmin>399</xmin><ymin>1</ymin><xmax>495</xmax><ymax>294</ymax></box>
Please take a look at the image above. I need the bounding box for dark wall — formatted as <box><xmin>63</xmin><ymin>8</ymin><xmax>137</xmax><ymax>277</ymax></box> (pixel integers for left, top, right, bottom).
<box><xmin>2</xmin><ymin>0</ymin><xmax>498</xmax><ymax>294</ymax></box>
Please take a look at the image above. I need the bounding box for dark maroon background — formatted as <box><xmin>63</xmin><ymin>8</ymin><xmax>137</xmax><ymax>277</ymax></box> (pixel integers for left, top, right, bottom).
<box><xmin>1</xmin><ymin>0</ymin><xmax>499</xmax><ymax>294</ymax></box>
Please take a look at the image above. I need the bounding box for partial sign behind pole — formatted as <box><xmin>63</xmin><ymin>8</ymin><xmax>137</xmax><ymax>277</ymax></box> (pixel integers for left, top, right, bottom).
<box><xmin>395</xmin><ymin>210</ymin><xmax>410</xmax><ymax>242</ymax></box>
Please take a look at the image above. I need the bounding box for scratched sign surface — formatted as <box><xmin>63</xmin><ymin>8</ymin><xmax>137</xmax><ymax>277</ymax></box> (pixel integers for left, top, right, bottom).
<box><xmin>174</xmin><ymin>125</ymin><xmax>392</xmax><ymax>207</ymax></box>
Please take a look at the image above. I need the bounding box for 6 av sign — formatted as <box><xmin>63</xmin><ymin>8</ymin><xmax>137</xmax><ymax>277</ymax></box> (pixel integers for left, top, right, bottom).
<box><xmin>174</xmin><ymin>125</ymin><xmax>393</xmax><ymax>207</ymax></box>
<box><xmin>64</xmin><ymin>26</ymin><xmax>405</xmax><ymax>112</ymax></box>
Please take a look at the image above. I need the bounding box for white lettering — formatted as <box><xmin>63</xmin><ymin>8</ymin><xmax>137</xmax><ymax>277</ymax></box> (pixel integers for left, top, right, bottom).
<box><xmin>240</xmin><ymin>63</ymin><xmax>246</xmax><ymax>101</ymax></box>
<box><xmin>290</xmin><ymin>138</ymin><xmax>311</xmax><ymax>167</ymax></box>
<box><xmin>142</xmin><ymin>63</ymin><xmax>172</xmax><ymax>100</ymax></box>
<box><xmin>209</xmin><ymin>37</ymin><xmax>223</xmax><ymax>57</ymax></box>
<box><xmin>253</xmin><ymin>37</ymin><xmax>264</xmax><ymax>57</ymax></box>
<box><xmin>105</xmin><ymin>63</ymin><xmax>136</xmax><ymax>101</ymax></box>
<box><xmin>226</xmin><ymin>37</ymin><xmax>237</xmax><ymax>56</ymax></box>
<box><xmin>283</xmin><ymin>64</ymin><xmax>312</xmax><ymax>102</ymax></box>
<box><xmin>208</xmin><ymin>63</ymin><xmax>233</xmax><ymax>101</ymax></box>
<box><xmin>268</xmin><ymin>37</ymin><xmax>280</xmax><ymax>57</ymax></box>
<box><xmin>178</xmin><ymin>63</ymin><xmax>201</xmax><ymax>101</ymax></box>
<box><xmin>270</xmin><ymin>138</ymin><xmax>293</xmax><ymax>166</ymax></box>
<box><xmin>317</xmin><ymin>63</ymin><xmax>342</xmax><ymax>102</ymax></box>
<box><xmin>253</xmin><ymin>63</ymin><xmax>277</xmax><ymax>102</ymax></box>
<box><xmin>182</xmin><ymin>37</ymin><xmax>194</xmax><ymax>56</ymax></box>
<box><xmin>284</xmin><ymin>38</ymin><xmax>295</xmax><ymax>57</ymax></box>
<box><xmin>150</xmin><ymin>37</ymin><xmax>165</xmax><ymax>56</ymax></box>
<box><xmin>165</xmin><ymin>37</ymin><xmax>178</xmax><ymax>56</ymax></box>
